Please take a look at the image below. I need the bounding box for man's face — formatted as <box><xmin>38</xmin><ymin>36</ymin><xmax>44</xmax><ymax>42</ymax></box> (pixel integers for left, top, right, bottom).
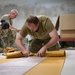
<box><xmin>26</xmin><ymin>22</ymin><xmax>39</xmax><ymax>32</ymax></box>
<box><xmin>9</xmin><ymin>12</ymin><xmax>17</xmax><ymax>19</ymax></box>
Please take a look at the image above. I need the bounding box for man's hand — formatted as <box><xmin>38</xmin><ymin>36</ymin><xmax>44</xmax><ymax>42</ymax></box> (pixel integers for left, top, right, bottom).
<box><xmin>37</xmin><ymin>46</ymin><xmax>46</xmax><ymax>57</ymax></box>
<box><xmin>9</xmin><ymin>25</ymin><xmax>14</xmax><ymax>29</ymax></box>
<box><xmin>22</xmin><ymin>50</ymin><xmax>30</xmax><ymax>57</ymax></box>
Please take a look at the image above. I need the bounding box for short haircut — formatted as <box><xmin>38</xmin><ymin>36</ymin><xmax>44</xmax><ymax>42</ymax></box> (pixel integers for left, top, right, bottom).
<box><xmin>1</xmin><ymin>20</ymin><xmax>9</xmax><ymax>29</ymax></box>
<box><xmin>11</xmin><ymin>9</ymin><xmax>18</xmax><ymax>16</ymax></box>
<box><xmin>26</xmin><ymin>15</ymin><xmax>39</xmax><ymax>25</ymax></box>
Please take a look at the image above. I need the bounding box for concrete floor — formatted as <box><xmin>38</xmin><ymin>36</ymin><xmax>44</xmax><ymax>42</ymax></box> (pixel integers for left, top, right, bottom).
<box><xmin>61</xmin><ymin>50</ymin><xmax>75</xmax><ymax>75</ymax></box>
<box><xmin>0</xmin><ymin>50</ymin><xmax>75</xmax><ymax>75</ymax></box>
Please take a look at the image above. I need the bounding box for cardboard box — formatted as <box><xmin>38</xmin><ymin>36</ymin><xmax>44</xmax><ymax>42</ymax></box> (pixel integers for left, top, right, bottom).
<box><xmin>55</xmin><ymin>14</ymin><xmax>75</xmax><ymax>38</ymax></box>
<box><xmin>61</xmin><ymin>30</ymin><xmax>75</xmax><ymax>38</ymax></box>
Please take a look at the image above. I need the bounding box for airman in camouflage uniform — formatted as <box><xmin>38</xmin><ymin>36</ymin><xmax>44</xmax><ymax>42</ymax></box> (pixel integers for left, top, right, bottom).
<box><xmin>0</xmin><ymin>19</ymin><xmax>16</xmax><ymax>53</ymax></box>
<box><xmin>0</xmin><ymin>29</ymin><xmax>16</xmax><ymax>52</ymax></box>
<box><xmin>0</xmin><ymin>9</ymin><xmax>19</xmax><ymax>52</ymax></box>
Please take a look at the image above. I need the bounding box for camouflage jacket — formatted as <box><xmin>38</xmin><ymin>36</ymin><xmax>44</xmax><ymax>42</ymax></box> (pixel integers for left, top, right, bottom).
<box><xmin>0</xmin><ymin>29</ymin><xmax>16</xmax><ymax>52</ymax></box>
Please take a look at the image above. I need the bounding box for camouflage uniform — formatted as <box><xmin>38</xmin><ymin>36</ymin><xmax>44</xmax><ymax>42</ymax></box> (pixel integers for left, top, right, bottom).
<box><xmin>0</xmin><ymin>29</ymin><xmax>16</xmax><ymax>52</ymax></box>
<box><xmin>0</xmin><ymin>14</ymin><xmax>13</xmax><ymax>52</ymax></box>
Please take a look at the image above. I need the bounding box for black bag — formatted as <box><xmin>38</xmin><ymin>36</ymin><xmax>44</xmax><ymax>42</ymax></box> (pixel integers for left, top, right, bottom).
<box><xmin>59</xmin><ymin>41</ymin><xmax>75</xmax><ymax>48</ymax></box>
<box><xmin>58</xmin><ymin>35</ymin><xmax>75</xmax><ymax>48</ymax></box>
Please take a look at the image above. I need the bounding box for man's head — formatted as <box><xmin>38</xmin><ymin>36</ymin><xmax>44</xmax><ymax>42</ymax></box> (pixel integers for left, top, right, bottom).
<box><xmin>1</xmin><ymin>20</ymin><xmax>9</xmax><ymax>32</ymax></box>
<box><xmin>26</xmin><ymin>15</ymin><xmax>39</xmax><ymax>32</ymax></box>
<box><xmin>9</xmin><ymin>9</ymin><xmax>18</xmax><ymax>19</ymax></box>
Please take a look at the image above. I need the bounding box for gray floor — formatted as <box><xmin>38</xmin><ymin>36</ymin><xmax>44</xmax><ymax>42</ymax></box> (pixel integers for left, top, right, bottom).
<box><xmin>61</xmin><ymin>50</ymin><xmax>75</xmax><ymax>75</ymax></box>
<box><xmin>0</xmin><ymin>56</ymin><xmax>45</xmax><ymax>75</ymax></box>
<box><xmin>0</xmin><ymin>53</ymin><xmax>5</xmax><ymax>58</ymax></box>
<box><xmin>0</xmin><ymin>50</ymin><xmax>75</xmax><ymax>75</ymax></box>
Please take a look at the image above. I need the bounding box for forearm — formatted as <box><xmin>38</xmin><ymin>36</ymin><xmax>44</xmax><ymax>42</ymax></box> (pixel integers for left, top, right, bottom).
<box><xmin>43</xmin><ymin>37</ymin><xmax>59</xmax><ymax>50</ymax></box>
<box><xmin>37</xmin><ymin>38</ymin><xmax>58</xmax><ymax>57</ymax></box>
<box><xmin>12</xmin><ymin>27</ymin><xmax>20</xmax><ymax>32</ymax></box>
<box><xmin>15</xmin><ymin>39</ymin><xmax>27</xmax><ymax>52</ymax></box>
<box><xmin>10</xmin><ymin>25</ymin><xmax>20</xmax><ymax>32</ymax></box>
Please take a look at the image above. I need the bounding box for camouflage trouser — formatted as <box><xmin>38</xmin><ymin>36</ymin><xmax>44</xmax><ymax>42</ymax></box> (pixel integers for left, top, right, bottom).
<box><xmin>28</xmin><ymin>38</ymin><xmax>60</xmax><ymax>53</ymax></box>
<box><xmin>0</xmin><ymin>39</ymin><xmax>3</xmax><ymax>53</ymax></box>
<box><xmin>0</xmin><ymin>48</ymin><xmax>3</xmax><ymax>53</ymax></box>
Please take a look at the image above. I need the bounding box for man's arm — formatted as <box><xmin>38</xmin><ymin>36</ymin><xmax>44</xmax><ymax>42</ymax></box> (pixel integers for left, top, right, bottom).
<box><xmin>37</xmin><ymin>28</ymin><xmax>59</xmax><ymax>56</ymax></box>
<box><xmin>15</xmin><ymin>33</ymin><xmax>30</xmax><ymax>57</ymax></box>
<box><xmin>44</xmin><ymin>28</ymin><xmax>59</xmax><ymax>49</ymax></box>
<box><xmin>9</xmin><ymin>23</ymin><xmax>20</xmax><ymax>32</ymax></box>
<box><xmin>10</xmin><ymin>26</ymin><xmax>20</xmax><ymax>32</ymax></box>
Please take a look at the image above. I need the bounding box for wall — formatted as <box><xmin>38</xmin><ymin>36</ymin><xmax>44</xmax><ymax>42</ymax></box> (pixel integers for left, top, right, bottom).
<box><xmin>0</xmin><ymin>0</ymin><xmax>75</xmax><ymax>35</ymax></box>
